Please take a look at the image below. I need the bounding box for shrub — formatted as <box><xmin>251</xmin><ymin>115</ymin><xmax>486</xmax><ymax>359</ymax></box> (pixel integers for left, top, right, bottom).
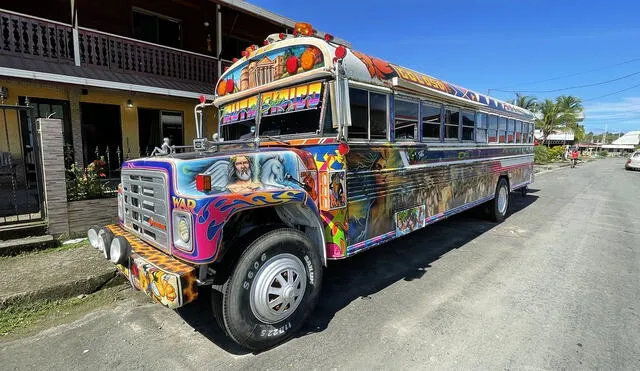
<box><xmin>547</xmin><ymin>146</ymin><xmax>565</xmax><ymax>162</ymax></box>
<box><xmin>65</xmin><ymin>158</ymin><xmax>115</xmax><ymax>201</ymax></box>
<box><xmin>534</xmin><ymin>145</ymin><xmax>550</xmax><ymax>164</ymax></box>
<box><xmin>599</xmin><ymin>150</ymin><xmax>609</xmax><ymax>157</ymax></box>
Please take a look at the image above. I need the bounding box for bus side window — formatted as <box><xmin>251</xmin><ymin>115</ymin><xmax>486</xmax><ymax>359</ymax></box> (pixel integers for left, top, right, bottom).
<box><xmin>476</xmin><ymin>113</ymin><xmax>488</xmax><ymax>143</ymax></box>
<box><xmin>498</xmin><ymin>117</ymin><xmax>507</xmax><ymax>143</ymax></box>
<box><xmin>348</xmin><ymin>88</ymin><xmax>369</xmax><ymax>139</ymax></box>
<box><xmin>515</xmin><ymin>120</ymin><xmax>522</xmax><ymax>143</ymax></box>
<box><xmin>488</xmin><ymin>115</ymin><xmax>498</xmax><ymax>143</ymax></box>
<box><xmin>369</xmin><ymin>92</ymin><xmax>388</xmax><ymax>140</ymax></box>
<box><xmin>444</xmin><ymin>107</ymin><xmax>460</xmax><ymax>140</ymax></box>
<box><xmin>507</xmin><ymin>119</ymin><xmax>515</xmax><ymax>143</ymax></box>
<box><xmin>526</xmin><ymin>122</ymin><xmax>534</xmax><ymax>143</ymax></box>
<box><xmin>394</xmin><ymin>98</ymin><xmax>418</xmax><ymax>141</ymax></box>
<box><xmin>348</xmin><ymin>88</ymin><xmax>388</xmax><ymax>140</ymax></box>
<box><xmin>422</xmin><ymin>102</ymin><xmax>441</xmax><ymax>141</ymax></box>
<box><xmin>462</xmin><ymin>110</ymin><xmax>475</xmax><ymax>141</ymax></box>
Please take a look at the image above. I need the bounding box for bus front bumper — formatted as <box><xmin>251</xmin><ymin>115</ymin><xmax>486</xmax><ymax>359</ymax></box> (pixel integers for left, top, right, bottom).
<box><xmin>87</xmin><ymin>224</ymin><xmax>198</xmax><ymax>309</ymax></box>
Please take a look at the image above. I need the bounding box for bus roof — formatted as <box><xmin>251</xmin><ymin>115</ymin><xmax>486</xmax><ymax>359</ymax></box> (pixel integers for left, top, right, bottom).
<box><xmin>214</xmin><ymin>33</ymin><xmax>534</xmax><ymax>121</ymax></box>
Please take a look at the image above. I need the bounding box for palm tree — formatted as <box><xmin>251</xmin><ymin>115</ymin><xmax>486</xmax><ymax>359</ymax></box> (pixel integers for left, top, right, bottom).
<box><xmin>556</xmin><ymin>95</ymin><xmax>584</xmax><ymax>128</ymax></box>
<box><xmin>535</xmin><ymin>99</ymin><xmax>560</xmax><ymax>145</ymax></box>
<box><xmin>535</xmin><ymin>95</ymin><xmax>584</xmax><ymax>145</ymax></box>
<box><xmin>511</xmin><ymin>93</ymin><xmax>538</xmax><ymax>111</ymax></box>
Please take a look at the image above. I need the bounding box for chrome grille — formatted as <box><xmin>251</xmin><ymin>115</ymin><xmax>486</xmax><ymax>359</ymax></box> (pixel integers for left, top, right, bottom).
<box><xmin>121</xmin><ymin>169</ymin><xmax>170</xmax><ymax>253</ymax></box>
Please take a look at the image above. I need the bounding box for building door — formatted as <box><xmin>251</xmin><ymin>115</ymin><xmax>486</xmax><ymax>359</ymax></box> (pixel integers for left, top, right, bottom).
<box><xmin>0</xmin><ymin>105</ymin><xmax>44</xmax><ymax>225</ymax></box>
<box><xmin>19</xmin><ymin>97</ymin><xmax>73</xmax><ymax>166</ymax></box>
<box><xmin>138</xmin><ymin>109</ymin><xmax>183</xmax><ymax>156</ymax></box>
<box><xmin>80</xmin><ymin>103</ymin><xmax>122</xmax><ymax>177</ymax></box>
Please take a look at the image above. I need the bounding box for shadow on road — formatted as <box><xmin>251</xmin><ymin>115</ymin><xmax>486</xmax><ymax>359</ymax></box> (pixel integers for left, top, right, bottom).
<box><xmin>176</xmin><ymin>190</ymin><xmax>539</xmax><ymax>354</ymax></box>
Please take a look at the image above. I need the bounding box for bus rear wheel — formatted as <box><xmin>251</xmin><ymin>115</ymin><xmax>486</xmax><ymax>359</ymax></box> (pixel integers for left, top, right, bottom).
<box><xmin>213</xmin><ymin>228</ymin><xmax>322</xmax><ymax>351</ymax></box>
<box><xmin>488</xmin><ymin>178</ymin><xmax>510</xmax><ymax>222</ymax></box>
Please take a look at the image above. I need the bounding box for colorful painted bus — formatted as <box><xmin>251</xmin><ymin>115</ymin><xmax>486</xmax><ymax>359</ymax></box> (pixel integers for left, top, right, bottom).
<box><xmin>88</xmin><ymin>22</ymin><xmax>534</xmax><ymax>351</ymax></box>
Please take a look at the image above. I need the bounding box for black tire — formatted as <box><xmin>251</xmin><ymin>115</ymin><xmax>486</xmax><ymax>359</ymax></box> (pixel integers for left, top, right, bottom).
<box><xmin>218</xmin><ymin>228</ymin><xmax>323</xmax><ymax>351</ymax></box>
<box><xmin>488</xmin><ymin>178</ymin><xmax>509</xmax><ymax>222</ymax></box>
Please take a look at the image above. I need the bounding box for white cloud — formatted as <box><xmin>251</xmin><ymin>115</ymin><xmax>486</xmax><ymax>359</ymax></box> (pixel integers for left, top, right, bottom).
<box><xmin>585</xmin><ymin>97</ymin><xmax>640</xmax><ymax>114</ymax></box>
<box><xmin>583</xmin><ymin>97</ymin><xmax>640</xmax><ymax>125</ymax></box>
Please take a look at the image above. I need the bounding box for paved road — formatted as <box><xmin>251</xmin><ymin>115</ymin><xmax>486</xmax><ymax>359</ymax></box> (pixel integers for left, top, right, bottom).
<box><xmin>2</xmin><ymin>158</ymin><xmax>639</xmax><ymax>370</ymax></box>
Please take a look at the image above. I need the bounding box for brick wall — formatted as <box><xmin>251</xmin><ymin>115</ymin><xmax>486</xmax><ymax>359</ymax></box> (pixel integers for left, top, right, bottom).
<box><xmin>67</xmin><ymin>198</ymin><xmax>118</xmax><ymax>234</ymax></box>
<box><xmin>37</xmin><ymin>118</ymin><xmax>69</xmax><ymax>235</ymax></box>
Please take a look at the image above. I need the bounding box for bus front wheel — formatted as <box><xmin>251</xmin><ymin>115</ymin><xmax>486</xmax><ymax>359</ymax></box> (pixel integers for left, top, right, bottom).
<box><xmin>488</xmin><ymin>178</ymin><xmax>510</xmax><ymax>222</ymax></box>
<box><xmin>213</xmin><ymin>228</ymin><xmax>323</xmax><ymax>351</ymax></box>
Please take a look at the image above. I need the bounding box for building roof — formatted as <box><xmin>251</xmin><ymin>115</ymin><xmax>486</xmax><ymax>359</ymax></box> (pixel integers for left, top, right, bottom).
<box><xmin>216</xmin><ymin>0</ymin><xmax>351</xmax><ymax>47</ymax></box>
<box><xmin>611</xmin><ymin>131</ymin><xmax>640</xmax><ymax>145</ymax></box>
<box><xmin>534</xmin><ymin>130</ymin><xmax>575</xmax><ymax>141</ymax></box>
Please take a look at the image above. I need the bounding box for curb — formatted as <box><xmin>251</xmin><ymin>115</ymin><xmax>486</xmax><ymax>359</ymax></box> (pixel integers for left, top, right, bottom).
<box><xmin>0</xmin><ymin>235</ymin><xmax>58</xmax><ymax>257</ymax></box>
<box><xmin>0</xmin><ymin>269</ymin><xmax>126</xmax><ymax>310</ymax></box>
<box><xmin>534</xmin><ymin>162</ymin><xmax>572</xmax><ymax>175</ymax></box>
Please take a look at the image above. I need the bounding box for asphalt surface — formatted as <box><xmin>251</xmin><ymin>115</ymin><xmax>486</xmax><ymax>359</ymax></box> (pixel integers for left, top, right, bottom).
<box><xmin>2</xmin><ymin>158</ymin><xmax>639</xmax><ymax>370</ymax></box>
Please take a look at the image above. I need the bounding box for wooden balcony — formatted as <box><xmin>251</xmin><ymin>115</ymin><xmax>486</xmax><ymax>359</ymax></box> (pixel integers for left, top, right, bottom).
<box><xmin>0</xmin><ymin>9</ymin><xmax>230</xmax><ymax>95</ymax></box>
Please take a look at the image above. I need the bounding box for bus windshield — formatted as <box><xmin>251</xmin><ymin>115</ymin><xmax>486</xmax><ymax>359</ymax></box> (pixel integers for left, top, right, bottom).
<box><xmin>220</xmin><ymin>81</ymin><xmax>325</xmax><ymax>141</ymax></box>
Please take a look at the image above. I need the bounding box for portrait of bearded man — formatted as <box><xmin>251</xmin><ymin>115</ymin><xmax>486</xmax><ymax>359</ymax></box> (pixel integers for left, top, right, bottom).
<box><xmin>226</xmin><ymin>155</ymin><xmax>262</xmax><ymax>193</ymax></box>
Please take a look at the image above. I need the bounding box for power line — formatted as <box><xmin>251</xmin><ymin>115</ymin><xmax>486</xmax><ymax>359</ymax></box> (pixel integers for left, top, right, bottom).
<box><xmin>491</xmin><ymin>71</ymin><xmax>640</xmax><ymax>93</ymax></box>
<box><xmin>490</xmin><ymin>57</ymin><xmax>640</xmax><ymax>90</ymax></box>
<box><xmin>583</xmin><ymin>82</ymin><xmax>640</xmax><ymax>102</ymax></box>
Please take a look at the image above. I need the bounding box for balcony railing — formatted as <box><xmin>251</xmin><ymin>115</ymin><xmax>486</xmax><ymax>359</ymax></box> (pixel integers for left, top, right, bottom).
<box><xmin>0</xmin><ymin>10</ymin><xmax>75</xmax><ymax>64</ymax></box>
<box><xmin>0</xmin><ymin>9</ymin><xmax>229</xmax><ymax>88</ymax></box>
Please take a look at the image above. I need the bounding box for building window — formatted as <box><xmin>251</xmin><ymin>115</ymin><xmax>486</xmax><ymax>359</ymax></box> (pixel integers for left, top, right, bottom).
<box><xmin>422</xmin><ymin>101</ymin><xmax>441</xmax><ymax>140</ymax></box>
<box><xmin>462</xmin><ymin>110</ymin><xmax>475</xmax><ymax>141</ymax></box>
<box><xmin>444</xmin><ymin>107</ymin><xmax>460</xmax><ymax>140</ymax></box>
<box><xmin>394</xmin><ymin>98</ymin><xmax>418</xmax><ymax>141</ymax></box>
<box><xmin>488</xmin><ymin>114</ymin><xmax>498</xmax><ymax>143</ymax></box>
<box><xmin>133</xmin><ymin>9</ymin><xmax>182</xmax><ymax>48</ymax></box>
<box><xmin>476</xmin><ymin>112</ymin><xmax>487</xmax><ymax>143</ymax></box>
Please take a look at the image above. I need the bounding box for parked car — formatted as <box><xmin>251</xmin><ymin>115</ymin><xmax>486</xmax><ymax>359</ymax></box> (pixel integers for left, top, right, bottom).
<box><xmin>625</xmin><ymin>151</ymin><xmax>640</xmax><ymax>170</ymax></box>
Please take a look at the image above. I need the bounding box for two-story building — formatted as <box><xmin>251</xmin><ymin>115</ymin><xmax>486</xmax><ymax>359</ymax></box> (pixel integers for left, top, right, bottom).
<box><xmin>0</xmin><ymin>0</ymin><xmax>345</xmax><ymax>168</ymax></box>
<box><xmin>0</xmin><ymin>0</ymin><xmax>347</xmax><ymax>226</ymax></box>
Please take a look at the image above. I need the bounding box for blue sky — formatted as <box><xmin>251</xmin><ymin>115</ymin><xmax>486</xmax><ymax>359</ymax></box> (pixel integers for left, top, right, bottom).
<box><xmin>251</xmin><ymin>0</ymin><xmax>640</xmax><ymax>134</ymax></box>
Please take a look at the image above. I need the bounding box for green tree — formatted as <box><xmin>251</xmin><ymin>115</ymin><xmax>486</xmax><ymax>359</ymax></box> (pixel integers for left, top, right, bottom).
<box><xmin>535</xmin><ymin>95</ymin><xmax>584</xmax><ymax>145</ymax></box>
<box><xmin>556</xmin><ymin>95</ymin><xmax>584</xmax><ymax>130</ymax></box>
<box><xmin>535</xmin><ymin>99</ymin><xmax>560</xmax><ymax>145</ymax></box>
<box><xmin>511</xmin><ymin>93</ymin><xmax>538</xmax><ymax>111</ymax></box>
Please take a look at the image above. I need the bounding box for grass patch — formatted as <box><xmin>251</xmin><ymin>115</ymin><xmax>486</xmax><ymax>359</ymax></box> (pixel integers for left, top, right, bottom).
<box><xmin>43</xmin><ymin>239</ymin><xmax>89</xmax><ymax>254</ymax></box>
<box><xmin>0</xmin><ymin>285</ymin><xmax>130</xmax><ymax>340</ymax></box>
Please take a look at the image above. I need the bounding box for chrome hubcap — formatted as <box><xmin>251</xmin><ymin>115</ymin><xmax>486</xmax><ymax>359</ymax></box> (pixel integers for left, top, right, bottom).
<box><xmin>250</xmin><ymin>253</ymin><xmax>306</xmax><ymax>324</ymax></box>
<box><xmin>498</xmin><ymin>186</ymin><xmax>508</xmax><ymax>214</ymax></box>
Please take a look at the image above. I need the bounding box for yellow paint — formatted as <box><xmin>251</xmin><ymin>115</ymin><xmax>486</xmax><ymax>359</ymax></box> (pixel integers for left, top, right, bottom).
<box><xmin>0</xmin><ymin>79</ymin><xmax>68</xmax><ymax>157</ymax></box>
<box><xmin>0</xmin><ymin>78</ymin><xmax>218</xmax><ymax>161</ymax></box>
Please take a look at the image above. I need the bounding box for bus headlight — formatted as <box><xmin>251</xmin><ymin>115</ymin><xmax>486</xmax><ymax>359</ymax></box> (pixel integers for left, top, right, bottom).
<box><xmin>178</xmin><ymin>217</ymin><xmax>190</xmax><ymax>243</ymax></box>
<box><xmin>172</xmin><ymin>212</ymin><xmax>193</xmax><ymax>252</ymax></box>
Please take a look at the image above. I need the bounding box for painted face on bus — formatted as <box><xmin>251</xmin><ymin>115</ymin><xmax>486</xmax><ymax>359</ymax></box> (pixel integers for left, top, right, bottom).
<box><xmin>234</xmin><ymin>156</ymin><xmax>251</xmax><ymax>181</ymax></box>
